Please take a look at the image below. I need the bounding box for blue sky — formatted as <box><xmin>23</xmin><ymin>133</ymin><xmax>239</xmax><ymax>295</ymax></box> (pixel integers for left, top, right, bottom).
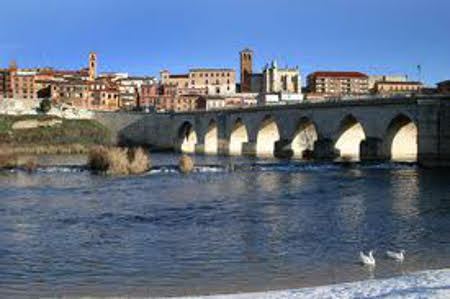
<box><xmin>0</xmin><ymin>0</ymin><xmax>448</xmax><ymax>85</ymax></box>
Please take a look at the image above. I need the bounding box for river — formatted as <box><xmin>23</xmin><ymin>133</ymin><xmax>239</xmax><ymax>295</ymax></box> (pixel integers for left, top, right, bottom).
<box><xmin>1</xmin><ymin>153</ymin><xmax>450</xmax><ymax>297</ymax></box>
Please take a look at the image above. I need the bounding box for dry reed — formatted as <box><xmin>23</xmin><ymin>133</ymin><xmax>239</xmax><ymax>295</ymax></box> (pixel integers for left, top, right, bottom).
<box><xmin>178</xmin><ymin>155</ymin><xmax>194</xmax><ymax>174</ymax></box>
<box><xmin>88</xmin><ymin>146</ymin><xmax>150</xmax><ymax>175</ymax></box>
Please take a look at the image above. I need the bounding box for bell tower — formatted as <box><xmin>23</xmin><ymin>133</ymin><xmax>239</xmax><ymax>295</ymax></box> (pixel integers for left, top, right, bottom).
<box><xmin>89</xmin><ymin>52</ymin><xmax>97</xmax><ymax>80</ymax></box>
<box><xmin>240</xmin><ymin>48</ymin><xmax>253</xmax><ymax>92</ymax></box>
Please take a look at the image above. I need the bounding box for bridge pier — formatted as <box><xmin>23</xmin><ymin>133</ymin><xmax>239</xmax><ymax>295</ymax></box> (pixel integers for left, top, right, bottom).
<box><xmin>217</xmin><ymin>140</ymin><xmax>230</xmax><ymax>156</ymax></box>
<box><xmin>274</xmin><ymin>139</ymin><xmax>294</xmax><ymax>159</ymax></box>
<box><xmin>195</xmin><ymin>144</ymin><xmax>205</xmax><ymax>155</ymax></box>
<box><xmin>242</xmin><ymin>142</ymin><xmax>257</xmax><ymax>157</ymax></box>
<box><xmin>360</xmin><ymin>137</ymin><xmax>388</xmax><ymax>161</ymax></box>
<box><xmin>313</xmin><ymin>138</ymin><xmax>339</xmax><ymax>160</ymax></box>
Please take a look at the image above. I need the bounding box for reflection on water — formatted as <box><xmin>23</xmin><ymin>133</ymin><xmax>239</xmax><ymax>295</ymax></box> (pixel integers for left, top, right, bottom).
<box><xmin>1</xmin><ymin>154</ymin><xmax>450</xmax><ymax>297</ymax></box>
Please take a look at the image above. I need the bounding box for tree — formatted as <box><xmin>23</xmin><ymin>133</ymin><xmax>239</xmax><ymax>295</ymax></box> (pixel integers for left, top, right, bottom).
<box><xmin>39</xmin><ymin>99</ymin><xmax>52</xmax><ymax>113</ymax></box>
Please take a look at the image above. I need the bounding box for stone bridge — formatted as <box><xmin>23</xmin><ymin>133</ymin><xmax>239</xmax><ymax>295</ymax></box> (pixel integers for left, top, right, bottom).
<box><xmin>94</xmin><ymin>95</ymin><xmax>450</xmax><ymax>167</ymax></box>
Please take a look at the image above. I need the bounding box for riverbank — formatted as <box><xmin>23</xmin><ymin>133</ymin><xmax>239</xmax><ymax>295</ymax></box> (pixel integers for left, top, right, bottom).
<box><xmin>181</xmin><ymin>269</ymin><xmax>450</xmax><ymax>298</ymax></box>
<box><xmin>0</xmin><ymin>115</ymin><xmax>111</xmax><ymax>167</ymax></box>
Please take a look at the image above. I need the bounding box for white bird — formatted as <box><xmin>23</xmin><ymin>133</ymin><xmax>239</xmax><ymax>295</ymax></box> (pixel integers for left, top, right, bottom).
<box><xmin>386</xmin><ymin>250</ymin><xmax>405</xmax><ymax>262</ymax></box>
<box><xmin>359</xmin><ymin>250</ymin><xmax>376</xmax><ymax>266</ymax></box>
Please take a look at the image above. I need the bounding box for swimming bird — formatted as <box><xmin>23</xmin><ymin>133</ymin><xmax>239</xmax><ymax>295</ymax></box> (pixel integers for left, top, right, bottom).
<box><xmin>359</xmin><ymin>250</ymin><xmax>376</xmax><ymax>266</ymax></box>
<box><xmin>386</xmin><ymin>250</ymin><xmax>405</xmax><ymax>262</ymax></box>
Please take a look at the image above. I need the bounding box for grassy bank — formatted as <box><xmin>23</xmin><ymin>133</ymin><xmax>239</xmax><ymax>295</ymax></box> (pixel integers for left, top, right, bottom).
<box><xmin>0</xmin><ymin>115</ymin><xmax>111</xmax><ymax>156</ymax></box>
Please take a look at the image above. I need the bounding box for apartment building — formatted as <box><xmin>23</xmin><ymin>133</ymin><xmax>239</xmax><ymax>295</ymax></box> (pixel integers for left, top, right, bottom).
<box><xmin>307</xmin><ymin>71</ymin><xmax>369</xmax><ymax>95</ymax></box>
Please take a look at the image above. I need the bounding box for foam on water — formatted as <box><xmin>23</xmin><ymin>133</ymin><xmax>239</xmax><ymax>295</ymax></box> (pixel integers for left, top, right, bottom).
<box><xmin>181</xmin><ymin>269</ymin><xmax>450</xmax><ymax>298</ymax></box>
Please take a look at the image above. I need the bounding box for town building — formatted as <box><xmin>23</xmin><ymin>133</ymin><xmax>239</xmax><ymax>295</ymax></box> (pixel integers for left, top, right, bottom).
<box><xmin>373</xmin><ymin>81</ymin><xmax>422</xmax><ymax>94</ymax></box>
<box><xmin>89</xmin><ymin>52</ymin><xmax>97</xmax><ymax>80</ymax></box>
<box><xmin>0</xmin><ymin>69</ymin><xmax>12</xmax><ymax>99</ymax></box>
<box><xmin>49</xmin><ymin>79</ymin><xmax>91</xmax><ymax>108</ymax></box>
<box><xmin>240</xmin><ymin>48</ymin><xmax>253</xmax><ymax>92</ymax></box>
<box><xmin>141</xmin><ymin>83</ymin><xmax>207</xmax><ymax>112</ymax></box>
<box><xmin>10</xmin><ymin>70</ymin><xmax>38</xmax><ymax>101</ymax></box>
<box><xmin>239</xmin><ymin>49</ymin><xmax>303</xmax><ymax>104</ymax></box>
<box><xmin>160</xmin><ymin>68</ymin><xmax>236</xmax><ymax>96</ymax></box>
<box><xmin>368</xmin><ymin>75</ymin><xmax>408</xmax><ymax>90</ymax></box>
<box><xmin>437</xmin><ymin>80</ymin><xmax>450</xmax><ymax>94</ymax></box>
<box><xmin>88</xmin><ymin>79</ymin><xmax>120</xmax><ymax>111</ymax></box>
<box><xmin>115</xmin><ymin>76</ymin><xmax>157</xmax><ymax>110</ymax></box>
<box><xmin>306</xmin><ymin>71</ymin><xmax>369</xmax><ymax>96</ymax></box>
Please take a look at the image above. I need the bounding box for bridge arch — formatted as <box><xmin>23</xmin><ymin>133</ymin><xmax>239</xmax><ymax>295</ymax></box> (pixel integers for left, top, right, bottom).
<box><xmin>383</xmin><ymin>114</ymin><xmax>418</xmax><ymax>161</ymax></box>
<box><xmin>204</xmin><ymin>119</ymin><xmax>218</xmax><ymax>155</ymax></box>
<box><xmin>229</xmin><ymin>118</ymin><xmax>249</xmax><ymax>156</ymax></box>
<box><xmin>334</xmin><ymin>114</ymin><xmax>367</xmax><ymax>160</ymax></box>
<box><xmin>256</xmin><ymin>115</ymin><xmax>280</xmax><ymax>157</ymax></box>
<box><xmin>178</xmin><ymin>121</ymin><xmax>197</xmax><ymax>154</ymax></box>
<box><xmin>291</xmin><ymin>117</ymin><xmax>318</xmax><ymax>158</ymax></box>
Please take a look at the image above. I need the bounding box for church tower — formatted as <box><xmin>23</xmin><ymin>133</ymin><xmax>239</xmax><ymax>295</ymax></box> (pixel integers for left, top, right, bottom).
<box><xmin>89</xmin><ymin>52</ymin><xmax>97</xmax><ymax>80</ymax></box>
<box><xmin>240</xmin><ymin>48</ymin><xmax>253</xmax><ymax>92</ymax></box>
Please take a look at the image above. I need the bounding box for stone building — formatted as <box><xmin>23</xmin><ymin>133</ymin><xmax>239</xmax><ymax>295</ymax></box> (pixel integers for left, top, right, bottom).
<box><xmin>238</xmin><ymin>49</ymin><xmax>303</xmax><ymax>103</ymax></box>
<box><xmin>240</xmin><ymin>48</ymin><xmax>253</xmax><ymax>92</ymax></box>
<box><xmin>160</xmin><ymin>68</ymin><xmax>236</xmax><ymax>96</ymax></box>
<box><xmin>373</xmin><ymin>81</ymin><xmax>422</xmax><ymax>94</ymax></box>
<box><xmin>307</xmin><ymin>71</ymin><xmax>369</xmax><ymax>95</ymax></box>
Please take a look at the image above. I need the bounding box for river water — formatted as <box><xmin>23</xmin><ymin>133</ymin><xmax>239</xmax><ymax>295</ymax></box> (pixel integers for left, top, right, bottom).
<box><xmin>1</xmin><ymin>153</ymin><xmax>450</xmax><ymax>297</ymax></box>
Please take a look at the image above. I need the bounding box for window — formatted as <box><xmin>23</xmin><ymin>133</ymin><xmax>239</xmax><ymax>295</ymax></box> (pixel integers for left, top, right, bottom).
<box><xmin>206</xmin><ymin>80</ymin><xmax>209</xmax><ymax>84</ymax></box>
<box><xmin>216</xmin><ymin>87</ymin><xmax>220</xmax><ymax>94</ymax></box>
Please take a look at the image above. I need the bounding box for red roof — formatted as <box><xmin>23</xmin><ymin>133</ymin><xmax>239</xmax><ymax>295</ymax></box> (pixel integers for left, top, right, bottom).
<box><xmin>310</xmin><ymin>71</ymin><xmax>368</xmax><ymax>78</ymax></box>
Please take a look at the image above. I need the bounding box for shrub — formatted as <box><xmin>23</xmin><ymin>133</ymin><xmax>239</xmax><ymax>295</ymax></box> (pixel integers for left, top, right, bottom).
<box><xmin>25</xmin><ymin>158</ymin><xmax>37</xmax><ymax>173</ymax></box>
<box><xmin>178</xmin><ymin>155</ymin><xmax>194</xmax><ymax>174</ymax></box>
<box><xmin>39</xmin><ymin>99</ymin><xmax>52</xmax><ymax>114</ymax></box>
<box><xmin>128</xmin><ymin>147</ymin><xmax>151</xmax><ymax>174</ymax></box>
<box><xmin>88</xmin><ymin>146</ymin><xmax>150</xmax><ymax>175</ymax></box>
